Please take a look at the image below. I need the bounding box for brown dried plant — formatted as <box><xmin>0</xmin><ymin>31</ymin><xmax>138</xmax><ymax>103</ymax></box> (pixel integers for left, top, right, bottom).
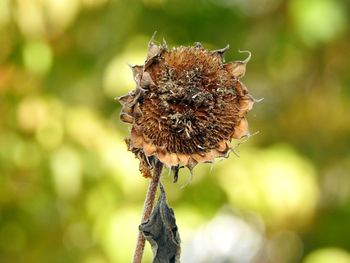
<box><xmin>118</xmin><ymin>35</ymin><xmax>257</xmax><ymax>263</ymax></box>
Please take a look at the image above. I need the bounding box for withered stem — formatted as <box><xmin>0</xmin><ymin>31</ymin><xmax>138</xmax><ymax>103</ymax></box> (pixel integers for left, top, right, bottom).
<box><xmin>132</xmin><ymin>161</ymin><xmax>163</xmax><ymax>263</ymax></box>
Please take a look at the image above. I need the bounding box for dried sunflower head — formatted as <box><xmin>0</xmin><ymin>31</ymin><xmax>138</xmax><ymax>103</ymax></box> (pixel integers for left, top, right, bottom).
<box><xmin>119</xmin><ymin>37</ymin><xmax>257</xmax><ymax>177</ymax></box>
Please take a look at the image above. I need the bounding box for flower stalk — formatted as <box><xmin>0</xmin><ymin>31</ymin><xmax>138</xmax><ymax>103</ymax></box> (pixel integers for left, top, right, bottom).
<box><xmin>132</xmin><ymin>161</ymin><xmax>163</xmax><ymax>263</ymax></box>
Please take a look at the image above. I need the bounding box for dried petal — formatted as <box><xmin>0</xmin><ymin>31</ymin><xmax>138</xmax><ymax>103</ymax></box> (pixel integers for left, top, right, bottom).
<box><xmin>120</xmin><ymin>113</ymin><xmax>133</xmax><ymax>124</ymax></box>
<box><xmin>224</xmin><ymin>50</ymin><xmax>251</xmax><ymax>79</ymax></box>
<box><xmin>144</xmin><ymin>141</ymin><xmax>157</xmax><ymax>156</ymax></box>
<box><xmin>191</xmin><ymin>153</ymin><xmax>208</xmax><ymax>163</ymax></box>
<box><xmin>168</xmin><ymin>153</ymin><xmax>179</xmax><ymax>166</ymax></box>
<box><xmin>238</xmin><ymin>97</ymin><xmax>255</xmax><ymax>117</ymax></box>
<box><xmin>118</xmin><ymin>93</ymin><xmax>133</xmax><ymax>105</ymax></box>
<box><xmin>186</xmin><ymin>157</ymin><xmax>197</xmax><ymax>173</ymax></box>
<box><xmin>140</xmin><ymin>71</ymin><xmax>156</xmax><ymax>88</ymax></box>
<box><xmin>130</xmin><ymin>65</ymin><xmax>143</xmax><ymax>83</ymax></box>
<box><xmin>232</xmin><ymin>118</ymin><xmax>249</xmax><ymax>139</ymax></box>
<box><xmin>217</xmin><ymin>140</ymin><xmax>229</xmax><ymax>152</ymax></box>
<box><xmin>131</xmin><ymin>127</ymin><xmax>144</xmax><ymax>148</ymax></box>
<box><xmin>177</xmin><ymin>153</ymin><xmax>190</xmax><ymax>166</ymax></box>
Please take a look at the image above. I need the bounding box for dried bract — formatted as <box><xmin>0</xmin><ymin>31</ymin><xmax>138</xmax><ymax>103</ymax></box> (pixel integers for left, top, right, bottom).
<box><xmin>119</xmin><ymin>38</ymin><xmax>256</xmax><ymax>177</ymax></box>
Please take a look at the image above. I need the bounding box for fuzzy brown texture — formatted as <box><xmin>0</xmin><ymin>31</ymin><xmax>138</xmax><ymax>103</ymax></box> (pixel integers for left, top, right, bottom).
<box><xmin>119</xmin><ymin>38</ymin><xmax>256</xmax><ymax>176</ymax></box>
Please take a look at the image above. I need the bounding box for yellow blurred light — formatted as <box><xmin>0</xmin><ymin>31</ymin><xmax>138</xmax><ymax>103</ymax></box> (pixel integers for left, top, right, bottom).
<box><xmin>44</xmin><ymin>0</ymin><xmax>80</xmax><ymax>32</ymax></box>
<box><xmin>302</xmin><ymin>248</ymin><xmax>350</xmax><ymax>263</ymax></box>
<box><xmin>0</xmin><ymin>0</ymin><xmax>11</xmax><ymax>28</ymax></box>
<box><xmin>103</xmin><ymin>36</ymin><xmax>148</xmax><ymax>98</ymax></box>
<box><xmin>22</xmin><ymin>40</ymin><xmax>53</xmax><ymax>75</ymax></box>
<box><xmin>13</xmin><ymin>141</ymin><xmax>41</xmax><ymax>169</ymax></box>
<box><xmin>15</xmin><ymin>0</ymin><xmax>81</xmax><ymax>36</ymax></box>
<box><xmin>217</xmin><ymin>145</ymin><xmax>319</xmax><ymax>228</ymax></box>
<box><xmin>100</xmin><ymin>207</ymin><xmax>153</xmax><ymax>263</ymax></box>
<box><xmin>36</xmin><ymin>118</ymin><xmax>64</xmax><ymax>149</ymax></box>
<box><xmin>50</xmin><ymin>146</ymin><xmax>82</xmax><ymax>199</ymax></box>
<box><xmin>97</xmin><ymin>135</ymin><xmax>143</xmax><ymax>196</ymax></box>
<box><xmin>65</xmin><ymin>107</ymin><xmax>104</xmax><ymax>149</ymax></box>
<box><xmin>17</xmin><ymin>97</ymin><xmax>49</xmax><ymax>132</ymax></box>
<box><xmin>290</xmin><ymin>0</ymin><xmax>347</xmax><ymax>45</ymax></box>
<box><xmin>16</xmin><ymin>0</ymin><xmax>45</xmax><ymax>37</ymax></box>
<box><xmin>85</xmin><ymin>184</ymin><xmax>118</xmax><ymax>220</ymax></box>
<box><xmin>103</xmin><ymin>52</ymin><xmax>145</xmax><ymax>98</ymax></box>
<box><xmin>64</xmin><ymin>105</ymin><xmax>145</xmax><ymax>197</ymax></box>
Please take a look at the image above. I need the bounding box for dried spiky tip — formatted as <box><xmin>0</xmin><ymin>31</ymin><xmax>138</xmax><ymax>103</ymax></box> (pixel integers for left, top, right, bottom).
<box><xmin>119</xmin><ymin>38</ymin><xmax>256</xmax><ymax>176</ymax></box>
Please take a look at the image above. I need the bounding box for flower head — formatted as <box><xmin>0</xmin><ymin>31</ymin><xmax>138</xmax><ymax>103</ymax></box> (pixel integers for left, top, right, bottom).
<box><xmin>119</xmin><ymin>37</ymin><xmax>256</xmax><ymax>177</ymax></box>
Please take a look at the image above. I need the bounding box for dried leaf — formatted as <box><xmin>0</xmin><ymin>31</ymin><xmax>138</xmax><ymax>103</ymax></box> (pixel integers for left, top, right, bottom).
<box><xmin>139</xmin><ymin>184</ymin><xmax>181</xmax><ymax>263</ymax></box>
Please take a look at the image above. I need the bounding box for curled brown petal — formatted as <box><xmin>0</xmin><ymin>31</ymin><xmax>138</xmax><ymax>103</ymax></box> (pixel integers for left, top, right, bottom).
<box><xmin>231</xmin><ymin>118</ymin><xmax>249</xmax><ymax>139</ymax></box>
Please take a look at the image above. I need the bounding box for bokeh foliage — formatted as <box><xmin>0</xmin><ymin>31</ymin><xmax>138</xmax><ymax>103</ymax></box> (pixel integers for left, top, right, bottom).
<box><xmin>1</xmin><ymin>0</ymin><xmax>350</xmax><ymax>262</ymax></box>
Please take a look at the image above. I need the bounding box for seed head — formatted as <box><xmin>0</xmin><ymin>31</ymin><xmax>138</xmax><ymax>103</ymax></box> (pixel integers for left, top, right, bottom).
<box><xmin>119</xmin><ymin>37</ymin><xmax>256</xmax><ymax>177</ymax></box>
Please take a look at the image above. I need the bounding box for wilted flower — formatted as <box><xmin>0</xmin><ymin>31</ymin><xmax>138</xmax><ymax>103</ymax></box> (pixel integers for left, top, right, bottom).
<box><xmin>119</xmin><ymin>36</ymin><xmax>257</xmax><ymax>178</ymax></box>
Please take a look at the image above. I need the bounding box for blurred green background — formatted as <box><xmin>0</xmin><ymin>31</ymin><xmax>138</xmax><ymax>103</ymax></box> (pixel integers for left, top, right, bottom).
<box><xmin>1</xmin><ymin>0</ymin><xmax>350</xmax><ymax>262</ymax></box>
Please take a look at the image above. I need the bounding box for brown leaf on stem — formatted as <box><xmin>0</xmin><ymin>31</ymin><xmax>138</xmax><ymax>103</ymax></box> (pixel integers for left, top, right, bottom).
<box><xmin>139</xmin><ymin>184</ymin><xmax>181</xmax><ymax>263</ymax></box>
